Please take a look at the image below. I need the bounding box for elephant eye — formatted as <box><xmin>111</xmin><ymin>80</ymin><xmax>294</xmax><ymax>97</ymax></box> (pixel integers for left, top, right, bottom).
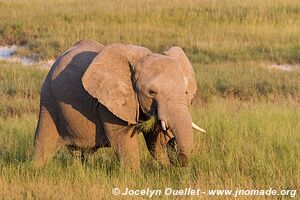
<box><xmin>149</xmin><ymin>90</ymin><xmax>157</xmax><ymax>98</ymax></box>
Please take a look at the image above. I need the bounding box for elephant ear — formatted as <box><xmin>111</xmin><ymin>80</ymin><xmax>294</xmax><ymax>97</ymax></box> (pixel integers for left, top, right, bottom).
<box><xmin>82</xmin><ymin>44</ymin><xmax>151</xmax><ymax>124</ymax></box>
<box><xmin>163</xmin><ymin>47</ymin><xmax>197</xmax><ymax>103</ymax></box>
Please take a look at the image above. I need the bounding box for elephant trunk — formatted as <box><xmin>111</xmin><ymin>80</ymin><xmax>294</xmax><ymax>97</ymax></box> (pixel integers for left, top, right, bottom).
<box><xmin>160</xmin><ymin>102</ymin><xmax>194</xmax><ymax>166</ymax></box>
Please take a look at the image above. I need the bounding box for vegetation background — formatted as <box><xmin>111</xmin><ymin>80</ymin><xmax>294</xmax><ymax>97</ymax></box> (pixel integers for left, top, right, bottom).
<box><xmin>0</xmin><ymin>0</ymin><xmax>299</xmax><ymax>199</ymax></box>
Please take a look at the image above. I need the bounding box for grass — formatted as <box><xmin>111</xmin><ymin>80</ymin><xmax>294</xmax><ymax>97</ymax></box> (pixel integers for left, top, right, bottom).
<box><xmin>0</xmin><ymin>62</ymin><xmax>299</xmax><ymax>199</ymax></box>
<box><xmin>0</xmin><ymin>0</ymin><xmax>300</xmax><ymax>199</ymax></box>
<box><xmin>194</xmin><ymin>61</ymin><xmax>300</xmax><ymax>102</ymax></box>
<box><xmin>0</xmin><ymin>0</ymin><xmax>300</xmax><ymax>64</ymax></box>
<box><xmin>134</xmin><ymin>115</ymin><xmax>161</xmax><ymax>135</ymax></box>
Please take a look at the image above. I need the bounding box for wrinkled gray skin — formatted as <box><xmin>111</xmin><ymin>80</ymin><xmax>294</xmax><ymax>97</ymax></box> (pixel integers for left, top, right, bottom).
<box><xmin>33</xmin><ymin>40</ymin><xmax>198</xmax><ymax>169</ymax></box>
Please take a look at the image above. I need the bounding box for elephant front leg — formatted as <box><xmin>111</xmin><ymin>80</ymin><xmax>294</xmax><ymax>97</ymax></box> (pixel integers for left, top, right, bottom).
<box><xmin>143</xmin><ymin>131</ymin><xmax>172</xmax><ymax>166</ymax></box>
<box><xmin>113</xmin><ymin>127</ymin><xmax>140</xmax><ymax>170</ymax></box>
<box><xmin>100</xmin><ymin>109</ymin><xmax>140</xmax><ymax>170</ymax></box>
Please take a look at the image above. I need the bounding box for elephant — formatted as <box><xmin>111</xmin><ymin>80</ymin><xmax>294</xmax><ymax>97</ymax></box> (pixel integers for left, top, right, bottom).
<box><xmin>33</xmin><ymin>40</ymin><xmax>205</xmax><ymax>169</ymax></box>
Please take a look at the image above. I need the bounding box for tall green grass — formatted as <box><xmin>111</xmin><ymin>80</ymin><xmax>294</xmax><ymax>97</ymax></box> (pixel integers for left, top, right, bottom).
<box><xmin>0</xmin><ymin>60</ymin><xmax>299</xmax><ymax>199</ymax></box>
<box><xmin>0</xmin><ymin>97</ymin><xmax>299</xmax><ymax>199</ymax></box>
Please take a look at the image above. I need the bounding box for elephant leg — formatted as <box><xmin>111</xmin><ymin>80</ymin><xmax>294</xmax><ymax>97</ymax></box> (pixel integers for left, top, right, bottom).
<box><xmin>116</xmin><ymin>128</ymin><xmax>140</xmax><ymax>170</ymax></box>
<box><xmin>33</xmin><ymin>105</ymin><xmax>61</xmax><ymax>167</ymax></box>
<box><xmin>166</xmin><ymin>137</ymin><xmax>178</xmax><ymax>165</ymax></box>
<box><xmin>143</xmin><ymin>131</ymin><xmax>171</xmax><ymax>166</ymax></box>
<box><xmin>99</xmin><ymin>108</ymin><xmax>140</xmax><ymax>170</ymax></box>
<box><xmin>107</xmin><ymin>126</ymin><xmax>140</xmax><ymax>170</ymax></box>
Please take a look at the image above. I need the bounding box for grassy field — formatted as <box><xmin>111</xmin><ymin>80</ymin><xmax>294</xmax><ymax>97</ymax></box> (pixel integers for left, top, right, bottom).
<box><xmin>0</xmin><ymin>0</ymin><xmax>300</xmax><ymax>199</ymax></box>
<box><xmin>1</xmin><ymin>0</ymin><xmax>300</xmax><ymax>64</ymax></box>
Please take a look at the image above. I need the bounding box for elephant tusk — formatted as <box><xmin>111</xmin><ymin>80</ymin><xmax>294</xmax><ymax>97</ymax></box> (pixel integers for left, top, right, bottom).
<box><xmin>161</xmin><ymin>120</ymin><xmax>167</xmax><ymax>131</ymax></box>
<box><xmin>192</xmin><ymin>122</ymin><xmax>206</xmax><ymax>133</ymax></box>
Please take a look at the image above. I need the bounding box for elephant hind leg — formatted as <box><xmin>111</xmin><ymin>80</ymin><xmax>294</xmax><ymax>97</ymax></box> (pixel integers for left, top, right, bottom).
<box><xmin>33</xmin><ymin>105</ymin><xmax>61</xmax><ymax>167</ymax></box>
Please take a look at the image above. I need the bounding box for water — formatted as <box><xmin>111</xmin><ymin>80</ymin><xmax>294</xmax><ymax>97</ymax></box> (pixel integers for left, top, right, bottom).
<box><xmin>0</xmin><ymin>46</ymin><xmax>18</xmax><ymax>58</ymax></box>
<box><xmin>1</xmin><ymin>45</ymin><xmax>299</xmax><ymax>72</ymax></box>
<box><xmin>0</xmin><ymin>45</ymin><xmax>53</xmax><ymax>68</ymax></box>
<box><xmin>268</xmin><ymin>64</ymin><xmax>299</xmax><ymax>72</ymax></box>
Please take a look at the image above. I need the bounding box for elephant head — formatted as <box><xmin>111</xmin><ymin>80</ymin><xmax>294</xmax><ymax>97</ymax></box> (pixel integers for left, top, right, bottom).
<box><xmin>82</xmin><ymin>43</ymin><xmax>205</xmax><ymax>166</ymax></box>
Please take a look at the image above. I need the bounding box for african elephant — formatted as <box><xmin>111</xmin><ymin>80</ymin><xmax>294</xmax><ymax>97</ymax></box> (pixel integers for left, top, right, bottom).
<box><xmin>33</xmin><ymin>40</ymin><xmax>205</xmax><ymax>169</ymax></box>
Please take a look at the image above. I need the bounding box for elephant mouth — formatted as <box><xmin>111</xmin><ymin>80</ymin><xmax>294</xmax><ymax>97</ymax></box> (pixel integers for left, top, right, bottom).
<box><xmin>132</xmin><ymin>114</ymin><xmax>206</xmax><ymax>136</ymax></box>
<box><xmin>132</xmin><ymin>114</ymin><xmax>165</xmax><ymax>136</ymax></box>
<box><xmin>133</xmin><ymin>114</ymin><xmax>205</xmax><ymax>166</ymax></box>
